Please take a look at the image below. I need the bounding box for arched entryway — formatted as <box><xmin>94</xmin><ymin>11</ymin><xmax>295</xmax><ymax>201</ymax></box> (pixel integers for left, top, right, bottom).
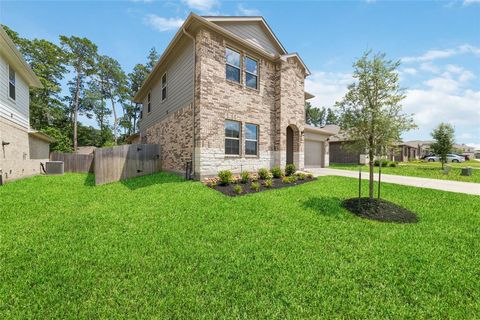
<box><xmin>286</xmin><ymin>125</ymin><xmax>299</xmax><ymax>165</ymax></box>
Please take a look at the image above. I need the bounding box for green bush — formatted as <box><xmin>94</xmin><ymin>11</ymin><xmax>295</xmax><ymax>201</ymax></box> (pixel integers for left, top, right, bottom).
<box><xmin>297</xmin><ymin>173</ymin><xmax>306</xmax><ymax>180</ymax></box>
<box><xmin>251</xmin><ymin>181</ymin><xmax>260</xmax><ymax>191</ymax></box>
<box><xmin>282</xmin><ymin>176</ymin><xmax>291</xmax><ymax>184</ymax></box>
<box><xmin>264</xmin><ymin>179</ymin><xmax>273</xmax><ymax>188</ymax></box>
<box><xmin>232</xmin><ymin>184</ymin><xmax>243</xmax><ymax>194</ymax></box>
<box><xmin>289</xmin><ymin>175</ymin><xmax>298</xmax><ymax>183</ymax></box>
<box><xmin>374</xmin><ymin>159</ymin><xmax>390</xmax><ymax>167</ymax></box>
<box><xmin>209</xmin><ymin>180</ymin><xmax>217</xmax><ymax>188</ymax></box>
<box><xmin>218</xmin><ymin>170</ymin><xmax>233</xmax><ymax>185</ymax></box>
<box><xmin>258</xmin><ymin>168</ymin><xmax>271</xmax><ymax>180</ymax></box>
<box><xmin>271</xmin><ymin>167</ymin><xmax>283</xmax><ymax>178</ymax></box>
<box><xmin>389</xmin><ymin>162</ymin><xmax>398</xmax><ymax>167</ymax></box>
<box><xmin>306</xmin><ymin>173</ymin><xmax>314</xmax><ymax>179</ymax></box>
<box><xmin>240</xmin><ymin>171</ymin><xmax>250</xmax><ymax>184</ymax></box>
<box><xmin>285</xmin><ymin>164</ymin><xmax>296</xmax><ymax>176</ymax></box>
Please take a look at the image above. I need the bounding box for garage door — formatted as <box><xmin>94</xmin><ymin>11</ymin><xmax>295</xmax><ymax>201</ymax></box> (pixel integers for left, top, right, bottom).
<box><xmin>305</xmin><ymin>140</ymin><xmax>323</xmax><ymax>167</ymax></box>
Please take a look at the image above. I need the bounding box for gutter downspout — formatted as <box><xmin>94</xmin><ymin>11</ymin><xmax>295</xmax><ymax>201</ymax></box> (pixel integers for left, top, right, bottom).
<box><xmin>183</xmin><ymin>27</ymin><xmax>196</xmax><ymax>179</ymax></box>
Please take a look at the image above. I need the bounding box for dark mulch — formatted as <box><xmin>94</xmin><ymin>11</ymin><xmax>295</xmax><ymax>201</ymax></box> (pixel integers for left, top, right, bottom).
<box><xmin>342</xmin><ymin>197</ymin><xmax>418</xmax><ymax>224</ymax></box>
<box><xmin>212</xmin><ymin>177</ymin><xmax>316</xmax><ymax>197</ymax></box>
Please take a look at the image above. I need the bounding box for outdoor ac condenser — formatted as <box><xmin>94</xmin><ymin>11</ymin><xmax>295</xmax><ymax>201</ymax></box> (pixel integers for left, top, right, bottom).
<box><xmin>45</xmin><ymin>161</ymin><xmax>64</xmax><ymax>175</ymax></box>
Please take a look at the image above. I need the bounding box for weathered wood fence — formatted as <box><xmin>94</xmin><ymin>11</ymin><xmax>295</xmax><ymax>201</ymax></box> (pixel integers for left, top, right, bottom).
<box><xmin>49</xmin><ymin>144</ymin><xmax>161</xmax><ymax>185</ymax></box>
<box><xmin>94</xmin><ymin>144</ymin><xmax>161</xmax><ymax>185</ymax></box>
<box><xmin>50</xmin><ymin>152</ymin><xmax>94</xmax><ymax>173</ymax></box>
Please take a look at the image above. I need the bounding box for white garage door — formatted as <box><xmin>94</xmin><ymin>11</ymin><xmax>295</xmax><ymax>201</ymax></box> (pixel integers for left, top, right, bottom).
<box><xmin>305</xmin><ymin>140</ymin><xmax>323</xmax><ymax>167</ymax></box>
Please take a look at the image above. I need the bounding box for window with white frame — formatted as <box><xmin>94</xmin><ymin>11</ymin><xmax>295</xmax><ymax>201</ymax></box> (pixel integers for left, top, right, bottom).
<box><xmin>225</xmin><ymin>120</ymin><xmax>240</xmax><ymax>155</ymax></box>
<box><xmin>8</xmin><ymin>65</ymin><xmax>16</xmax><ymax>100</ymax></box>
<box><xmin>225</xmin><ymin>48</ymin><xmax>241</xmax><ymax>83</ymax></box>
<box><xmin>244</xmin><ymin>57</ymin><xmax>258</xmax><ymax>89</ymax></box>
<box><xmin>161</xmin><ymin>73</ymin><xmax>167</xmax><ymax>101</ymax></box>
<box><xmin>245</xmin><ymin>123</ymin><xmax>258</xmax><ymax>156</ymax></box>
<box><xmin>147</xmin><ymin>92</ymin><xmax>151</xmax><ymax>113</ymax></box>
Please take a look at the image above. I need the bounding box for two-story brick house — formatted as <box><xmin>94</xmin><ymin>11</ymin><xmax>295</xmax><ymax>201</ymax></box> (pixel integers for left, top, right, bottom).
<box><xmin>134</xmin><ymin>13</ymin><xmax>316</xmax><ymax>179</ymax></box>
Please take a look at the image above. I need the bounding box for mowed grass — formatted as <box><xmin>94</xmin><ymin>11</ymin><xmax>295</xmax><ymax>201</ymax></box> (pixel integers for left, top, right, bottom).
<box><xmin>330</xmin><ymin>161</ymin><xmax>480</xmax><ymax>183</ymax></box>
<box><xmin>1</xmin><ymin>173</ymin><xmax>479</xmax><ymax>319</ymax></box>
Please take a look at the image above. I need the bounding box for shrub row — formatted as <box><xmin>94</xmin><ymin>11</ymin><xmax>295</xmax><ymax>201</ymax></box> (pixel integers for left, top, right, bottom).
<box><xmin>217</xmin><ymin>164</ymin><xmax>298</xmax><ymax>186</ymax></box>
<box><xmin>373</xmin><ymin>159</ymin><xmax>398</xmax><ymax>167</ymax></box>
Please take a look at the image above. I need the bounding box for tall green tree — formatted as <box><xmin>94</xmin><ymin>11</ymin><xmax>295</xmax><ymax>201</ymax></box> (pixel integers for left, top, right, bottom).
<box><xmin>60</xmin><ymin>36</ymin><xmax>98</xmax><ymax>151</ymax></box>
<box><xmin>84</xmin><ymin>81</ymin><xmax>112</xmax><ymax>146</ymax></box>
<box><xmin>146</xmin><ymin>47</ymin><xmax>160</xmax><ymax>71</ymax></box>
<box><xmin>431</xmin><ymin>123</ymin><xmax>455</xmax><ymax>169</ymax></box>
<box><xmin>337</xmin><ymin>51</ymin><xmax>416</xmax><ymax>199</ymax></box>
<box><xmin>96</xmin><ymin>55</ymin><xmax>128</xmax><ymax>144</ymax></box>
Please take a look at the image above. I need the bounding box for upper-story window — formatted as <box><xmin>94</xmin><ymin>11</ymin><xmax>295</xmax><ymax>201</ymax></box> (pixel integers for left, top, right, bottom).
<box><xmin>161</xmin><ymin>73</ymin><xmax>167</xmax><ymax>101</ymax></box>
<box><xmin>147</xmin><ymin>92</ymin><xmax>151</xmax><ymax>113</ymax></box>
<box><xmin>226</xmin><ymin>48</ymin><xmax>241</xmax><ymax>83</ymax></box>
<box><xmin>225</xmin><ymin>120</ymin><xmax>240</xmax><ymax>155</ymax></box>
<box><xmin>8</xmin><ymin>65</ymin><xmax>16</xmax><ymax>101</ymax></box>
<box><xmin>245</xmin><ymin>57</ymin><xmax>258</xmax><ymax>89</ymax></box>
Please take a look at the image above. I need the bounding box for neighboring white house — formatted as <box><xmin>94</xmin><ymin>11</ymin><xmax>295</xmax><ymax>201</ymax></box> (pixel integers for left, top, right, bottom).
<box><xmin>0</xmin><ymin>26</ymin><xmax>53</xmax><ymax>183</ymax></box>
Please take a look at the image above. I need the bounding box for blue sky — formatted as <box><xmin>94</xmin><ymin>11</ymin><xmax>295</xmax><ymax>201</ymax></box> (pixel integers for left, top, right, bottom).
<box><xmin>1</xmin><ymin>0</ymin><xmax>479</xmax><ymax>147</ymax></box>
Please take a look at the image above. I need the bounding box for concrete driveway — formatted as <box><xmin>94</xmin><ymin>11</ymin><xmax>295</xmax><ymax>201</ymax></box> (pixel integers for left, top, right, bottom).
<box><xmin>309</xmin><ymin>168</ymin><xmax>480</xmax><ymax>196</ymax></box>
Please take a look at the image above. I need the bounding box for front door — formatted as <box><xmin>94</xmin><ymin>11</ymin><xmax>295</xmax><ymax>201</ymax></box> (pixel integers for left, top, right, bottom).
<box><xmin>286</xmin><ymin>126</ymin><xmax>293</xmax><ymax>165</ymax></box>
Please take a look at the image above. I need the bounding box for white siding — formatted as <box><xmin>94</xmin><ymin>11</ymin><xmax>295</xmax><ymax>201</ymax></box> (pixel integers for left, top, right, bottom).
<box><xmin>213</xmin><ymin>21</ymin><xmax>282</xmax><ymax>55</ymax></box>
<box><xmin>140</xmin><ymin>37</ymin><xmax>194</xmax><ymax>132</ymax></box>
<box><xmin>0</xmin><ymin>53</ymin><xmax>30</xmax><ymax>128</ymax></box>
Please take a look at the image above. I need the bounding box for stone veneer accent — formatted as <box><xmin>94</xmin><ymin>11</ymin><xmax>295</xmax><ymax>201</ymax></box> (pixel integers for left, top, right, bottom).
<box><xmin>193</xmin><ymin>28</ymin><xmax>307</xmax><ymax>178</ymax></box>
<box><xmin>144</xmin><ymin>104</ymin><xmax>193</xmax><ymax>174</ymax></box>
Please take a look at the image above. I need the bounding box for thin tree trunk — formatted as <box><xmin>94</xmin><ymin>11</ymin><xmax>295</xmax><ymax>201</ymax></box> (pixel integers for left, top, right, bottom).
<box><xmin>73</xmin><ymin>71</ymin><xmax>81</xmax><ymax>152</ymax></box>
<box><xmin>110</xmin><ymin>97</ymin><xmax>118</xmax><ymax>145</ymax></box>
<box><xmin>369</xmin><ymin>149</ymin><xmax>374</xmax><ymax>200</ymax></box>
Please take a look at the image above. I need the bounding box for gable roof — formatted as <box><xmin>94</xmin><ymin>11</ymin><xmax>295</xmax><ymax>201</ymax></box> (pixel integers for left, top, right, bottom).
<box><xmin>202</xmin><ymin>16</ymin><xmax>288</xmax><ymax>55</ymax></box>
<box><xmin>134</xmin><ymin>13</ymin><xmax>310</xmax><ymax>103</ymax></box>
<box><xmin>0</xmin><ymin>26</ymin><xmax>42</xmax><ymax>88</ymax></box>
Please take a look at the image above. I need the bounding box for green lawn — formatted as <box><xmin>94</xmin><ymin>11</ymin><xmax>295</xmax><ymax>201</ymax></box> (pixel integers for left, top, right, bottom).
<box><xmin>330</xmin><ymin>161</ymin><xmax>480</xmax><ymax>183</ymax></box>
<box><xmin>1</xmin><ymin>173</ymin><xmax>479</xmax><ymax>318</ymax></box>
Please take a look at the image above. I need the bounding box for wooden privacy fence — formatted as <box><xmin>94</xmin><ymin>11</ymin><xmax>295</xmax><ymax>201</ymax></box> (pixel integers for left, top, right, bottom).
<box><xmin>94</xmin><ymin>144</ymin><xmax>161</xmax><ymax>185</ymax></box>
<box><xmin>50</xmin><ymin>152</ymin><xmax>94</xmax><ymax>173</ymax></box>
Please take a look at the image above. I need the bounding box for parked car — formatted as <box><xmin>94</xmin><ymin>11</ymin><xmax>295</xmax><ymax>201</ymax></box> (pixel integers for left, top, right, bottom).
<box><xmin>424</xmin><ymin>154</ymin><xmax>466</xmax><ymax>163</ymax></box>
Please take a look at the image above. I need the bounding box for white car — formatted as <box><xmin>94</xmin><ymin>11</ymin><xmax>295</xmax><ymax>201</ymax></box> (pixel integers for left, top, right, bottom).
<box><xmin>425</xmin><ymin>154</ymin><xmax>466</xmax><ymax>163</ymax></box>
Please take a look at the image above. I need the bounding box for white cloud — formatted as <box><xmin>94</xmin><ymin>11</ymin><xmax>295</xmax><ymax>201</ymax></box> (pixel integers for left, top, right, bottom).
<box><xmin>401</xmin><ymin>67</ymin><xmax>418</xmax><ymax>75</ymax></box>
<box><xmin>182</xmin><ymin>0</ymin><xmax>219</xmax><ymax>14</ymax></box>
<box><xmin>236</xmin><ymin>4</ymin><xmax>261</xmax><ymax>16</ymax></box>
<box><xmin>144</xmin><ymin>15</ymin><xmax>184</xmax><ymax>32</ymax></box>
<box><xmin>305</xmin><ymin>71</ymin><xmax>352</xmax><ymax>108</ymax></box>
<box><xmin>402</xmin><ymin>44</ymin><xmax>480</xmax><ymax>63</ymax></box>
<box><xmin>463</xmin><ymin>0</ymin><xmax>480</xmax><ymax>5</ymax></box>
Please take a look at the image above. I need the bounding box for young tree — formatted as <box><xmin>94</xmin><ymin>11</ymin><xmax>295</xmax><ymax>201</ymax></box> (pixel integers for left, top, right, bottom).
<box><xmin>430</xmin><ymin>123</ymin><xmax>455</xmax><ymax>169</ymax></box>
<box><xmin>60</xmin><ymin>36</ymin><xmax>98</xmax><ymax>151</ymax></box>
<box><xmin>146</xmin><ymin>47</ymin><xmax>160</xmax><ymax>71</ymax></box>
<box><xmin>337</xmin><ymin>51</ymin><xmax>416</xmax><ymax>199</ymax></box>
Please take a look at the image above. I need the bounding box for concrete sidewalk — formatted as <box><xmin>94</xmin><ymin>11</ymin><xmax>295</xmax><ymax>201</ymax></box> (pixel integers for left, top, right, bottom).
<box><xmin>310</xmin><ymin>168</ymin><xmax>480</xmax><ymax>196</ymax></box>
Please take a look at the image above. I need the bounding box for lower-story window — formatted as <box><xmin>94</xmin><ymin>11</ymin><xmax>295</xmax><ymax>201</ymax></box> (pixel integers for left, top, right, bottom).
<box><xmin>225</xmin><ymin>120</ymin><xmax>240</xmax><ymax>155</ymax></box>
<box><xmin>245</xmin><ymin>123</ymin><xmax>258</xmax><ymax>156</ymax></box>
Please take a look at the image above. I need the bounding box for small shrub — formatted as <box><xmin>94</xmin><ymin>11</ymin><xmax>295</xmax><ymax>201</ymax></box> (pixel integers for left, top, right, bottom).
<box><xmin>240</xmin><ymin>171</ymin><xmax>250</xmax><ymax>184</ymax></box>
<box><xmin>297</xmin><ymin>172</ymin><xmax>306</xmax><ymax>180</ymax></box>
<box><xmin>271</xmin><ymin>166</ymin><xmax>283</xmax><ymax>178</ymax></box>
<box><xmin>251</xmin><ymin>181</ymin><xmax>260</xmax><ymax>191</ymax></box>
<box><xmin>374</xmin><ymin>159</ymin><xmax>390</xmax><ymax>167</ymax></box>
<box><xmin>251</xmin><ymin>175</ymin><xmax>259</xmax><ymax>182</ymax></box>
<box><xmin>389</xmin><ymin>162</ymin><xmax>398</xmax><ymax>167</ymax></box>
<box><xmin>285</xmin><ymin>164</ymin><xmax>296</xmax><ymax>176</ymax></box>
<box><xmin>209</xmin><ymin>180</ymin><xmax>217</xmax><ymax>188</ymax></box>
<box><xmin>264</xmin><ymin>179</ymin><xmax>273</xmax><ymax>188</ymax></box>
<box><xmin>233</xmin><ymin>184</ymin><xmax>243</xmax><ymax>194</ymax></box>
<box><xmin>258</xmin><ymin>168</ymin><xmax>271</xmax><ymax>180</ymax></box>
<box><xmin>306</xmin><ymin>173</ymin><xmax>314</xmax><ymax>179</ymax></box>
<box><xmin>289</xmin><ymin>175</ymin><xmax>298</xmax><ymax>183</ymax></box>
<box><xmin>218</xmin><ymin>170</ymin><xmax>233</xmax><ymax>185</ymax></box>
<box><xmin>282</xmin><ymin>176</ymin><xmax>290</xmax><ymax>184</ymax></box>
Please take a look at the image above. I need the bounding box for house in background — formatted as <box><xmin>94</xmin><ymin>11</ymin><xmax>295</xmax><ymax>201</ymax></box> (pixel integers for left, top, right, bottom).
<box><xmin>388</xmin><ymin>142</ymin><xmax>419</xmax><ymax>162</ymax></box>
<box><xmin>0</xmin><ymin>26</ymin><xmax>53</xmax><ymax>183</ymax></box>
<box><xmin>134</xmin><ymin>13</ymin><xmax>335</xmax><ymax>179</ymax></box>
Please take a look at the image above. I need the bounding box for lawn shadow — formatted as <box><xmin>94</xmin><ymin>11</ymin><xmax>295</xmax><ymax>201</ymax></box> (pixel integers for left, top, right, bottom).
<box><xmin>302</xmin><ymin>196</ymin><xmax>347</xmax><ymax>220</ymax></box>
<box><xmin>83</xmin><ymin>174</ymin><xmax>96</xmax><ymax>186</ymax></box>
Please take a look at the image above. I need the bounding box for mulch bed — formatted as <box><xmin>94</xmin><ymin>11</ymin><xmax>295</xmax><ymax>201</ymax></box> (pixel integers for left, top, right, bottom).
<box><xmin>342</xmin><ymin>197</ymin><xmax>418</xmax><ymax>224</ymax></box>
<box><xmin>211</xmin><ymin>177</ymin><xmax>317</xmax><ymax>197</ymax></box>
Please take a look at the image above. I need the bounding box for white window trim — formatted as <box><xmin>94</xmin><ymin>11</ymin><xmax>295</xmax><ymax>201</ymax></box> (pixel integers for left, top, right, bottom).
<box><xmin>8</xmin><ymin>64</ymin><xmax>16</xmax><ymax>102</ymax></box>
<box><xmin>161</xmin><ymin>72</ymin><xmax>167</xmax><ymax>101</ymax></box>
<box><xmin>225</xmin><ymin>48</ymin><xmax>241</xmax><ymax>84</ymax></box>
<box><xmin>245</xmin><ymin>123</ymin><xmax>259</xmax><ymax>156</ymax></box>
<box><xmin>225</xmin><ymin>120</ymin><xmax>241</xmax><ymax>156</ymax></box>
<box><xmin>244</xmin><ymin>56</ymin><xmax>259</xmax><ymax>90</ymax></box>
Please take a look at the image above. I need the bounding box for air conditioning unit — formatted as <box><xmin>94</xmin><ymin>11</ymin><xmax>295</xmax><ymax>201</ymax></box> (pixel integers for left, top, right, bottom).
<box><xmin>45</xmin><ymin>161</ymin><xmax>64</xmax><ymax>175</ymax></box>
